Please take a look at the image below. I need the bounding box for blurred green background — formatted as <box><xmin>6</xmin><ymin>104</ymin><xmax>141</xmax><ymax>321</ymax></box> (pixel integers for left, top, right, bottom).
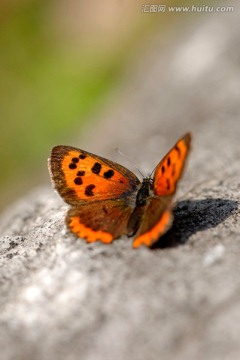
<box><xmin>0</xmin><ymin>0</ymin><xmax>203</xmax><ymax>211</ymax></box>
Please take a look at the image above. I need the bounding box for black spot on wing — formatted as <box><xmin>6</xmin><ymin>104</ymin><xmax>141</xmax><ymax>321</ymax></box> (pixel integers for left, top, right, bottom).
<box><xmin>72</xmin><ymin>157</ymin><xmax>79</xmax><ymax>163</ymax></box>
<box><xmin>175</xmin><ymin>145</ymin><xmax>181</xmax><ymax>156</ymax></box>
<box><xmin>104</xmin><ymin>170</ymin><xmax>114</xmax><ymax>179</ymax></box>
<box><xmin>166</xmin><ymin>179</ymin><xmax>170</xmax><ymax>190</ymax></box>
<box><xmin>77</xmin><ymin>171</ymin><xmax>85</xmax><ymax>176</ymax></box>
<box><xmin>103</xmin><ymin>206</ymin><xmax>108</xmax><ymax>214</ymax></box>
<box><xmin>167</xmin><ymin>157</ymin><xmax>171</xmax><ymax>166</ymax></box>
<box><xmin>85</xmin><ymin>184</ymin><xmax>96</xmax><ymax>196</ymax></box>
<box><xmin>74</xmin><ymin>177</ymin><xmax>83</xmax><ymax>185</ymax></box>
<box><xmin>69</xmin><ymin>163</ymin><xmax>77</xmax><ymax>169</ymax></box>
<box><xmin>91</xmin><ymin>162</ymin><xmax>102</xmax><ymax>175</ymax></box>
<box><xmin>79</xmin><ymin>153</ymin><xmax>86</xmax><ymax>159</ymax></box>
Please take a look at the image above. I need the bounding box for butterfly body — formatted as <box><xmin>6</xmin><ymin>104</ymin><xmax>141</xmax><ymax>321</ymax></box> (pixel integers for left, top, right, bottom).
<box><xmin>135</xmin><ymin>177</ymin><xmax>153</xmax><ymax>206</ymax></box>
<box><xmin>49</xmin><ymin>133</ymin><xmax>191</xmax><ymax>248</ymax></box>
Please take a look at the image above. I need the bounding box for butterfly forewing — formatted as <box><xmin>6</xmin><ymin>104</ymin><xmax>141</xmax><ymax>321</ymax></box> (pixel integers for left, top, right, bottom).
<box><xmin>153</xmin><ymin>133</ymin><xmax>191</xmax><ymax>196</ymax></box>
<box><xmin>49</xmin><ymin>146</ymin><xmax>140</xmax><ymax>206</ymax></box>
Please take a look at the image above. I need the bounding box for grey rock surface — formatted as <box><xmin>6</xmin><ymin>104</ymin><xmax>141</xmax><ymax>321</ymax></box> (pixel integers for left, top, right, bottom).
<box><xmin>1</xmin><ymin>5</ymin><xmax>240</xmax><ymax>360</ymax></box>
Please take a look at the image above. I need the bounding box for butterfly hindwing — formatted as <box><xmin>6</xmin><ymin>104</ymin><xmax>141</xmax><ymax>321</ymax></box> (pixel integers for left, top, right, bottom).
<box><xmin>132</xmin><ymin>197</ymin><xmax>173</xmax><ymax>248</ymax></box>
<box><xmin>67</xmin><ymin>200</ymin><xmax>133</xmax><ymax>243</ymax></box>
<box><xmin>153</xmin><ymin>133</ymin><xmax>191</xmax><ymax>196</ymax></box>
<box><xmin>49</xmin><ymin>146</ymin><xmax>140</xmax><ymax>206</ymax></box>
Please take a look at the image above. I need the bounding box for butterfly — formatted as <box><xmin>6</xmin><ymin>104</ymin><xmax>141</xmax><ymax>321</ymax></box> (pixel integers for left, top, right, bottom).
<box><xmin>49</xmin><ymin>133</ymin><xmax>191</xmax><ymax>248</ymax></box>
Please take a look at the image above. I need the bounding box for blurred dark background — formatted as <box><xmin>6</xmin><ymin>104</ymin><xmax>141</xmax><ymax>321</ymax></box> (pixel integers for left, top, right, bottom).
<box><xmin>0</xmin><ymin>0</ymin><xmax>215</xmax><ymax>211</ymax></box>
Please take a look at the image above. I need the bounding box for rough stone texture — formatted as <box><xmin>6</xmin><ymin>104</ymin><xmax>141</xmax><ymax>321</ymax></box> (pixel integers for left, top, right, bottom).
<box><xmin>1</xmin><ymin>5</ymin><xmax>240</xmax><ymax>360</ymax></box>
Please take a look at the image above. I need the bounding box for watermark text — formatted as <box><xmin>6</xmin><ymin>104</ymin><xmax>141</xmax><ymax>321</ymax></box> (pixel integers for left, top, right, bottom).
<box><xmin>141</xmin><ymin>4</ymin><xmax>234</xmax><ymax>13</ymax></box>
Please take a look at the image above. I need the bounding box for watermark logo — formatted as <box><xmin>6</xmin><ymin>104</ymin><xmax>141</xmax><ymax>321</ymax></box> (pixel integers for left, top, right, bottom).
<box><xmin>142</xmin><ymin>4</ymin><xmax>166</xmax><ymax>13</ymax></box>
<box><xmin>141</xmin><ymin>4</ymin><xmax>234</xmax><ymax>13</ymax></box>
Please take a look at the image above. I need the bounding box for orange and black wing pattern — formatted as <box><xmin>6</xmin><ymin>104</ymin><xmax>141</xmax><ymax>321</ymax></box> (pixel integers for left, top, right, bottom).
<box><xmin>67</xmin><ymin>200</ymin><xmax>133</xmax><ymax>244</ymax></box>
<box><xmin>49</xmin><ymin>146</ymin><xmax>140</xmax><ymax>206</ymax></box>
<box><xmin>132</xmin><ymin>133</ymin><xmax>191</xmax><ymax>248</ymax></box>
<box><xmin>153</xmin><ymin>133</ymin><xmax>191</xmax><ymax>196</ymax></box>
<box><xmin>49</xmin><ymin>134</ymin><xmax>191</xmax><ymax>249</ymax></box>
<box><xmin>132</xmin><ymin>197</ymin><xmax>173</xmax><ymax>248</ymax></box>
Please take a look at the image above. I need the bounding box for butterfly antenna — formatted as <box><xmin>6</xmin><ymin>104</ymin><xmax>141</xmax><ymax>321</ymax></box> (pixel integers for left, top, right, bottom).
<box><xmin>149</xmin><ymin>163</ymin><xmax>158</xmax><ymax>178</ymax></box>
<box><xmin>115</xmin><ymin>147</ymin><xmax>145</xmax><ymax>179</ymax></box>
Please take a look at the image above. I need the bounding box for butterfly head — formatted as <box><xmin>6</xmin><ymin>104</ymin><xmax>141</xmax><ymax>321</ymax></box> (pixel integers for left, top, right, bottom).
<box><xmin>143</xmin><ymin>175</ymin><xmax>153</xmax><ymax>187</ymax></box>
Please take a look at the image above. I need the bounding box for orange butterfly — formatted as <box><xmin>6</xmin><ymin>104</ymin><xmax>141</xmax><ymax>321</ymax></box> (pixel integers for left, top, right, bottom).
<box><xmin>49</xmin><ymin>133</ymin><xmax>191</xmax><ymax>248</ymax></box>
